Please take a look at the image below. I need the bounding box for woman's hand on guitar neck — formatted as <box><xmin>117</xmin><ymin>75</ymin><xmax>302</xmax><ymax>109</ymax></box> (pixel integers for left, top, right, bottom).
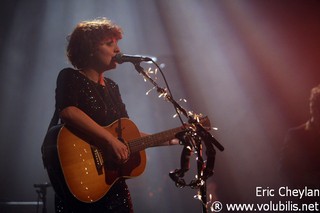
<box><xmin>169</xmin><ymin>138</ymin><xmax>180</xmax><ymax>145</ymax></box>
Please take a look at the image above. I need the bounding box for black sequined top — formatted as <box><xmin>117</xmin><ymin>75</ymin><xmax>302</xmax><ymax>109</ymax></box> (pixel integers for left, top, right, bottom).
<box><xmin>54</xmin><ymin>68</ymin><xmax>133</xmax><ymax>212</ymax></box>
<box><xmin>56</xmin><ymin>68</ymin><xmax>129</xmax><ymax>125</ymax></box>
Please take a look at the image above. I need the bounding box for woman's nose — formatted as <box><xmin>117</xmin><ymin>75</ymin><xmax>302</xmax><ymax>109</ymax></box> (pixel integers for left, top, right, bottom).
<box><xmin>115</xmin><ymin>44</ymin><xmax>120</xmax><ymax>53</ymax></box>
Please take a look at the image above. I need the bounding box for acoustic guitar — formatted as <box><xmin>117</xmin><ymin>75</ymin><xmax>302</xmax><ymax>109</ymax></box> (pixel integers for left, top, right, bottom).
<box><xmin>42</xmin><ymin>117</ymin><xmax>208</xmax><ymax>203</ymax></box>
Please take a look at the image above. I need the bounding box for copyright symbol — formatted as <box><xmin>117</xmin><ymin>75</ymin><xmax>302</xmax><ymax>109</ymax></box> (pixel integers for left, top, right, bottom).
<box><xmin>210</xmin><ymin>201</ymin><xmax>223</xmax><ymax>212</ymax></box>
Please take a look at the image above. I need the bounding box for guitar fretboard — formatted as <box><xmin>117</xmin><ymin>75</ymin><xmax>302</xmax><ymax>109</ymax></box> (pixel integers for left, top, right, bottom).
<box><xmin>128</xmin><ymin>126</ymin><xmax>184</xmax><ymax>153</ymax></box>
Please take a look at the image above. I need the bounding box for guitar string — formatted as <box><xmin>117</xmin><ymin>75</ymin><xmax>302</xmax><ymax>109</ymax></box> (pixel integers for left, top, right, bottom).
<box><xmin>128</xmin><ymin>128</ymin><xmax>180</xmax><ymax>152</ymax></box>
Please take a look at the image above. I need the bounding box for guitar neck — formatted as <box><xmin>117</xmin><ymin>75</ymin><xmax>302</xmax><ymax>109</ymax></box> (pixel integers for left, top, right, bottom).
<box><xmin>128</xmin><ymin>126</ymin><xmax>183</xmax><ymax>153</ymax></box>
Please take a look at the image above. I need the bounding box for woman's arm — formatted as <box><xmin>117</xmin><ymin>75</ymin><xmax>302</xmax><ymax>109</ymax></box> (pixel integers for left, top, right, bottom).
<box><xmin>60</xmin><ymin>106</ymin><xmax>129</xmax><ymax>163</ymax></box>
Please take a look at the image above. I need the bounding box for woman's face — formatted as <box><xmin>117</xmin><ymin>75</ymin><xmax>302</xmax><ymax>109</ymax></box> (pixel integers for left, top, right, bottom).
<box><xmin>92</xmin><ymin>37</ymin><xmax>120</xmax><ymax>71</ymax></box>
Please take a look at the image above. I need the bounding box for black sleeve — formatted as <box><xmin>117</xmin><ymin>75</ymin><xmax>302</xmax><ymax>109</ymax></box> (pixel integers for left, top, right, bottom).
<box><xmin>55</xmin><ymin>68</ymin><xmax>80</xmax><ymax>112</ymax></box>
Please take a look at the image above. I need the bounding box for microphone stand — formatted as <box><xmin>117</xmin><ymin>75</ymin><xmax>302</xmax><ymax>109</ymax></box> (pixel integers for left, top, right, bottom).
<box><xmin>133</xmin><ymin>63</ymin><xmax>224</xmax><ymax>213</ymax></box>
<box><xmin>34</xmin><ymin>183</ymin><xmax>51</xmax><ymax>213</ymax></box>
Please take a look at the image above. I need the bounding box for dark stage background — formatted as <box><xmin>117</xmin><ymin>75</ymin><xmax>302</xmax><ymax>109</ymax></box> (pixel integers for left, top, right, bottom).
<box><xmin>1</xmin><ymin>0</ymin><xmax>320</xmax><ymax>212</ymax></box>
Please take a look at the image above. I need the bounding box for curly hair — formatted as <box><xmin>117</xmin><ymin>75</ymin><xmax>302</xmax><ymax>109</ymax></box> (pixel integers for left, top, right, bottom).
<box><xmin>67</xmin><ymin>18</ymin><xmax>123</xmax><ymax>69</ymax></box>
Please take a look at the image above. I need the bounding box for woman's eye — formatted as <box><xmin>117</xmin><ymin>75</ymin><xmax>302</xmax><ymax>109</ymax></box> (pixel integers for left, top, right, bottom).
<box><xmin>101</xmin><ymin>39</ymin><xmax>118</xmax><ymax>47</ymax></box>
<box><xmin>100</xmin><ymin>41</ymin><xmax>113</xmax><ymax>46</ymax></box>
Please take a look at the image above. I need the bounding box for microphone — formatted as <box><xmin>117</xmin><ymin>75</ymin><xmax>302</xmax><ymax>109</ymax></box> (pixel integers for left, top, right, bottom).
<box><xmin>115</xmin><ymin>53</ymin><xmax>152</xmax><ymax>64</ymax></box>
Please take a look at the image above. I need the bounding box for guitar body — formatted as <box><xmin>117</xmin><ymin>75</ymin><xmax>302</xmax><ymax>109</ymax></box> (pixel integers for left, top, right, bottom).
<box><xmin>42</xmin><ymin>116</ymin><xmax>208</xmax><ymax>203</ymax></box>
<box><xmin>42</xmin><ymin>118</ymin><xmax>146</xmax><ymax>203</ymax></box>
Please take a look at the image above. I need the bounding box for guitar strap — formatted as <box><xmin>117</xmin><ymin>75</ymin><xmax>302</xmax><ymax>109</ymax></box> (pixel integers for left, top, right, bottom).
<box><xmin>48</xmin><ymin>108</ymin><xmax>60</xmax><ymax>130</ymax></box>
<box><xmin>117</xmin><ymin>118</ymin><xmax>124</xmax><ymax>141</ymax></box>
<box><xmin>42</xmin><ymin>108</ymin><xmax>61</xmax><ymax>170</ymax></box>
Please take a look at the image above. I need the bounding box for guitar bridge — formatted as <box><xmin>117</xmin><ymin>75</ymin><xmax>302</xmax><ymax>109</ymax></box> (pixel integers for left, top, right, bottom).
<box><xmin>91</xmin><ymin>146</ymin><xmax>103</xmax><ymax>175</ymax></box>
